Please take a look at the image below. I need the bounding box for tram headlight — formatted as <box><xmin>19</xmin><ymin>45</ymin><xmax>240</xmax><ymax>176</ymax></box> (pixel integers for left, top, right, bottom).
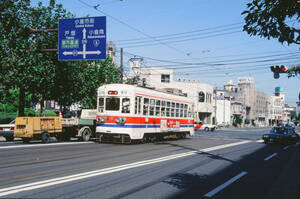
<box><xmin>116</xmin><ymin>117</ymin><xmax>126</xmax><ymax>125</ymax></box>
<box><xmin>97</xmin><ymin>117</ymin><xmax>107</xmax><ymax>123</ymax></box>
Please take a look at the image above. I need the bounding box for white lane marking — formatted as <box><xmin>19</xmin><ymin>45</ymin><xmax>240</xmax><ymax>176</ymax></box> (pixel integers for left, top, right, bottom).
<box><xmin>204</xmin><ymin>171</ymin><xmax>248</xmax><ymax>198</ymax></box>
<box><xmin>0</xmin><ymin>140</ymin><xmax>250</xmax><ymax>197</ymax></box>
<box><xmin>256</xmin><ymin>140</ymin><xmax>264</xmax><ymax>143</ymax></box>
<box><xmin>0</xmin><ymin>142</ymin><xmax>93</xmax><ymax>149</ymax></box>
<box><xmin>264</xmin><ymin>153</ymin><xmax>277</xmax><ymax>161</ymax></box>
<box><xmin>200</xmin><ymin>140</ymin><xmax>250</xmax><ymax>152</ymax></box>
<box><xmin>283</xmin><ymin>146</ymin><xmax>289</xmax><ymax>150</ymax></box>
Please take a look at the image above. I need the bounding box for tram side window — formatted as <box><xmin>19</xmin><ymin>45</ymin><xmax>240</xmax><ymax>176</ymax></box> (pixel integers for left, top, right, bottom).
<box><xmin>171</xmin><ymin>108</ymin><xmax>175</xmax><ymax>117</ymax></box>
<box><xmin>161</xmin><ymin>101</ymin><xmax>166</xmax><ymax>117</ymax></box>
<box><xmin>98</xmin><ymin>98</ymin><xmax>104</xmax><ymax>113</ymax></box>
<box><xmin>184</xmin><ymin>110</ymin><xmax>188</xmax><ymax>118</ymax></box>
<box><xmin>171</xmin><ymin>102</ymin><xmax>175</xmax><ymax>117</ymax></box>
<box><xmin>184</xmin><ymin>104</ymin><xmax>188</xmax><ymax>118</ymax></box>
<box><xmin>150</xmin><ymin>99</ymin><xmax>155</xmax><ymax>105</ymax></box>
<box><xmin>106</xmin><ymin>98</ymin><xmax>120</xmax><ymax>111</ymax></box>
<box><xmin>188</xmin><ymin>105</ymin><xmax>193</xmax><ymax>118</ymax></box>
<box><xmin>135</xmin><ymin>96</ymin><xmax>142</xmax><ymax>115</ymax></box>
<box><xmin>155</xmin><ymin>100</ymin><xmax>160</xmax><ymax>116</ymax></box>
<box><xmin>143</xmin><ymin>98</ymin><xmax>149</xmax><ymax>116</ymax></box>
<box><xmin>175</xmin><ymin>103</ymin><xmax>179</xmax><ymax>117</ymax></box>
<box><xmin>180</xmin><ymin>104</ymin><xmax>183</xmax><ymax>117</ymax></box>
<box><xmin>122</xmin><ymin>98</ymin><xmax>130</xmax><ymax>113</ymax></box>
<box><xmin>171</xmin><ymin>102</ymin><xmax>175</xmax><ymax>108</ymax></box>
<box><xmin>176</xmin><ymin>109</ymin><xmax>179</xmax><ymax>117</ymax></box>
<box><xmin>150</xmin><ymin>98</ymin><xmax>155</xmax><ymax>116</ymax></box>
<box><xmin>166</xmin><ymin>102</ymin><xmax>171</xmax><ymax>117</ymax></box>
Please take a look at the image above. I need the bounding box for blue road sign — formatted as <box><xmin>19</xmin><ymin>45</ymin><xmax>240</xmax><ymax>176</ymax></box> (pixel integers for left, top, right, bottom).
<box><xmin>58</xmin><ymin>16</ymin><xmax>106</xmax><ymax>61</ymax></box>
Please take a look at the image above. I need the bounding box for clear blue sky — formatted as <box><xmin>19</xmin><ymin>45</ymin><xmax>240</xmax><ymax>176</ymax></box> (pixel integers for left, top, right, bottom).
<box><xmin>33</xmin><ymin>0</ymin><xmax>300</xmax><ymax>105</ymax></box>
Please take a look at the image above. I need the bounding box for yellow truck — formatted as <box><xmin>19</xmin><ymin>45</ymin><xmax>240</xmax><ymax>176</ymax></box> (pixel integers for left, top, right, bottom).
<box><xmin>14</xmin><ymin>117</ymin><xmax>62</xmax><ymax>143</ymax></box>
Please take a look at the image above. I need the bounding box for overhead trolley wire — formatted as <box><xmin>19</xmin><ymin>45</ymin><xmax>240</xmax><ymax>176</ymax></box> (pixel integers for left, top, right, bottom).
<box><xmin>122</xmin><ymin>30</ymin><xmax>242</xmax><ymax>48</ymax></box>
<box><xmin>77</xmin><ymin>0</ymin><xmax>191</xmax><ymax>56</ymax></box>
<box><xmin>122</xmin><ymin>50</ymin><xmax>300</xmax><ymax>69</ymax></box>
<box><xmin>114</xmin><ymin>22</ymin><xmax>243</xmax><ymax>43</ymax></box>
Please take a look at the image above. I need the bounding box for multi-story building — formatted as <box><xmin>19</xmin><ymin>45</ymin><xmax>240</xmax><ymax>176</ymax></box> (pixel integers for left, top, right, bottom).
<box><xmin>236</xmin><ymin>77</ymin><xmax>257</xmax><ymax>122</ymax></box>
<box><xmin>106</xmin><ymin>41</ymin><xmax>116</xmax><ymax>65</ymax></box>
<box><xmin>256</xmin><ymin>92</ymin><xmax>270</xmax><ymax>126</ymax></box>
<box><xmin>283</xmin><ymin>104</ymin><xmax>295</xmax><ymax>124</ymax></box>
<box><xmin>223</xmin><ymin>78</ymin><xmax>259</xmax><ymax>126</ymax></box>
<box><xmin>214</xmin><ymin>90</ymin><xmax>231</xmax><ymax>125</ymax></box>
<box><xmin>269</xmin><ymin>95</ymin><xmax>283</xmax><ymax>126</ymax></box>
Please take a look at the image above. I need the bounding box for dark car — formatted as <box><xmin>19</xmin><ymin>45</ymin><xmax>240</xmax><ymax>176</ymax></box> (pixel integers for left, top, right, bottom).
<box><xmin>262</xmin><ymin>126</ymin><xmax>299</xmax><ymax>145</ymax></box>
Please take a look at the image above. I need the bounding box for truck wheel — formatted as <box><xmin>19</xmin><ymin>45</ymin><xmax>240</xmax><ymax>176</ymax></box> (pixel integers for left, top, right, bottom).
<box><xmin>5</xmin><ymin>136</ymin><xmax>14</xmax><ymax>142</ymax></box>
<box><xmin>211</xmin><ymin>127</ymin><xmax>215</xmax><ymax>132</ymax></box>
<box><xmin>82</xmin><ymin>128</ymin><xmax>91</xmax><ymax>141</ymax></box>
<box><xmin>42</xmin><ymin>132</ymin><xmax>50</xmax><ymax>144</ymax></box>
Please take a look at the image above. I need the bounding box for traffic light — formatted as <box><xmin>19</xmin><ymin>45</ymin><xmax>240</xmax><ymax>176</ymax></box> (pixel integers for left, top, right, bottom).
<box><xmin>270</xmin><ymin>65</ymin><xmax>288</xmax><ymax>79</ymax></box>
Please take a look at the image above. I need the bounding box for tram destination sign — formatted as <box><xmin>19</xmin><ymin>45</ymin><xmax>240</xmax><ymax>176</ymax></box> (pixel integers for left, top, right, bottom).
<box><xmin>58</xmin><ymin>16</ymin><xmax>106</xmax><ymax>61</ymax></box>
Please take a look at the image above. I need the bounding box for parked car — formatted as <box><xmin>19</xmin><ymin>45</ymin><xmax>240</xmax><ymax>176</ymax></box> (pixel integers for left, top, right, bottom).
<box><xmin>262</xmin><ymin>126</ymin><xmax>299</xmax><ymax>145</ymax></box>
<box><xmin>0</xmin><ymin>120</ymin><xmax>15</xmax><ymax>141</ymax></box>
<box><xmin>194</xmin><ymin>121</ymin><xmax>216</xmax><ymax>131</ymax></box>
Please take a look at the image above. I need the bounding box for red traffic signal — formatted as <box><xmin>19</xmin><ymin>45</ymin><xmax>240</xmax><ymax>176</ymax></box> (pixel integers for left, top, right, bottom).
<box><xmin>270</xmin><ymin>65</ymin><xmax>288</xmax><ymax>73</ymax></box>
<box><xmin>270</xmin><ymin>65</ymin><xmax>288</xmax><ymax>79</ymax></box>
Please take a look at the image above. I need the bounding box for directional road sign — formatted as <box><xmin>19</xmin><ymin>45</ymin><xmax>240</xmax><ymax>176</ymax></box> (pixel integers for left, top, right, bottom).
<box><xmin>58</xmin><ymin>16</ymin><xmax>106</xmax><ymax>61</ymax></box>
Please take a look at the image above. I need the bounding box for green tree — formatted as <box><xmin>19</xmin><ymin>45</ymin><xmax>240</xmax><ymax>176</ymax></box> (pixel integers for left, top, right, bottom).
<box><xmin>233</xmin><ymin>115</ymin><xmax>243</xmax><ymax>127</ymax></box>
<box><xmin>242</xmin><ymin>0</ymin><xmax>300</xmax><ymax>77</ymax></box>
<box><xmin>242</xmin><ymin>0</ymin><xmax>300</xmax><ymax>45</ymax></box>
<box><xmin>1</xmin><ymin>0</ymin><xmax>121</xmax><ymax>116</ymax></box>
<box><xmin>0</xmin><ymin>0</ymin><xmax>34</xmax><ymax>116</ymax></box>
<box><xmin>0</xmin><ymin>0</ymin><xmax>71</xmax><ymax>116</ymax></box>
<box><xmin>79</xmin><ymin>57</ymin><xmax>120</xmax><ymax>109</ymax></box>
<box><xmin>244</xmin><ymin>118</ymin><xmax>250</xmax><ymax>125</ymax></box>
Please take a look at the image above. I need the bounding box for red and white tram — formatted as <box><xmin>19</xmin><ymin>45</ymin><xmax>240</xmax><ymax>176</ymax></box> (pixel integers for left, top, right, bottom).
<box><xmin>96</xmin><ymin>84</ymin><xmax>194</xmax><ymax>144</ymax></box>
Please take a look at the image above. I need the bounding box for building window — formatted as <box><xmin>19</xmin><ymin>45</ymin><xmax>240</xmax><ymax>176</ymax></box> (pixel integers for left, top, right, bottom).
<box><xmin>161</xmin><ymin>74</ymin><xmax>170</xmax><ymax>83</ymax></box>
<box><xmin>199</xmin><ymin>91</ymin><xmax>205</xmax><ymax>102</ymax></box>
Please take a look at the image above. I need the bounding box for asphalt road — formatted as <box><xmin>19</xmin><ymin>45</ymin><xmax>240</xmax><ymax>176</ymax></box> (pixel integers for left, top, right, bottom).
<box><xmin>0</xmin><ymin>128</ymin><xmax>299</xmax><ymax>199</ymax></box>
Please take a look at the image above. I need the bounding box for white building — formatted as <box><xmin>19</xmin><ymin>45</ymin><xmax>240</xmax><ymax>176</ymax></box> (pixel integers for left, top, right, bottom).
<box><xmin>269</xmin><ymin>96</ymin><xmax>283</xmax><ymax>126</ymax></box>
<box><xmin>214</xmin><ymin>90</ymin><xmax>231</xmax><ymax>125</ymax></box>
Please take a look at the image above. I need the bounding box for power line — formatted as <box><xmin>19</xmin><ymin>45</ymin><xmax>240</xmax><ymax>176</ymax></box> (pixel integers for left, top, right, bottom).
<box><xmin>122</xmin><ymin>30</ymin><xmax>241</xmax><ymax>48</ymax></box>
<box><xmin>77</xmin><ymin>0</ymin><xmax>191</xmax><ymax>56</ymax></box>
<box><xmin>122</xmin><ymin>50</ymin><xmax>300</xmax><ymax>69</ymax></box>
<box><xmin>114</xmin><ymin>23</ymin><xmax>242</xmax><ymax>43</ymax></box>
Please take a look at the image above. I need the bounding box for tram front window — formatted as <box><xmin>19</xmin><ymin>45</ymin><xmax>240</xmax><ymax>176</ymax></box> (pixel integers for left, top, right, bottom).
<box><xmin>105</xmin><ymin>98</ymin><xmax>120</xmax><ymax>111</ymax></box>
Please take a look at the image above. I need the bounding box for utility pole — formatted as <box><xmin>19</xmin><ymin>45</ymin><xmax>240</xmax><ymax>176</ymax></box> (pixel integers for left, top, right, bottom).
<box><xmin>120</xmin><ymin>48</ymin><xmax>123</xmax><ymax>83</ymax></box>
<box><xmin>28</xmin><ymin>28</ymin><xmax>58</xmax><ymax>116</ymax></box>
